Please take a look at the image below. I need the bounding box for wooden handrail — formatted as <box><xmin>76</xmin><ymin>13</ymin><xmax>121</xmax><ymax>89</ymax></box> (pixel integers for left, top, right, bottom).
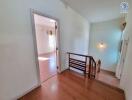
<box><xmin>91</xmin><ymin>57</ymin><xmax>96</xmax><ymax>64</ymax></box>
<box><xmin>91</xmin><ymin>57</ymin><xmax>96</xmax><ymax>68</ymax></box>
<box><xmin>90</xmin><ymin>56</ymin><xmax>96</xmax><ymax>78</ymax></box>
<box><xmin>67</xmin><ymin>52</ymin><xmax>92</xmax><ymax>58</ymax></box>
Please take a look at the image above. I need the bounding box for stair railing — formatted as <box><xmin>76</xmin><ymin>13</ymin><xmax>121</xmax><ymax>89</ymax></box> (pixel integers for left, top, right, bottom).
<box><xmin>67</xmin><ymin>52</ymin><xmax>96</xmax><ymax>78</ymax></box>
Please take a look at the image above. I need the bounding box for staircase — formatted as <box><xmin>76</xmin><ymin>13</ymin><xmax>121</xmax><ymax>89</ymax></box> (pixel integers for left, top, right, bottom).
<box><xmin>67</xmin><ymin>52</ymin><xmax>96</xmax><ymax>78</ymax></box>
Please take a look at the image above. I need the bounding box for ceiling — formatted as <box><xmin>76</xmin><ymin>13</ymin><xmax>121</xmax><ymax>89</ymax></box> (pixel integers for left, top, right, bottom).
<box><xmin>34</xmin><ymin>14</ymin><xmax>56</xmax><ymax>27</ymax></box>
<box><xmin>61</xmin><ymin>0</ymin><xmax>128</xmax><ymax>23</ymax></box>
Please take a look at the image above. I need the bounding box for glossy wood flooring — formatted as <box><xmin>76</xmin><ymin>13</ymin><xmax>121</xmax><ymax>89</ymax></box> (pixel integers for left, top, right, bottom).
<box><xmin>96</xmin><ymin>70</ymin><xmax>120</xmax><ymax>88</ymax></box>
<box><xmin>38</xmin><ymin>52</ymin><xmax>57</xmax><ymax>82</ymax></box>
<box><xmin>19</xmin><ymin>70</ymin><xmax>125</xmax><ymax>100</ymax></box>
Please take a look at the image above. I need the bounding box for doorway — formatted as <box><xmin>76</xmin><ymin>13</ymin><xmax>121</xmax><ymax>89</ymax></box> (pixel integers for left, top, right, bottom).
<box><xmin>32</xmin><ymin>11</ymin><xmax>60</xmax><ymax>83</ymax></box>
<box><xmin>116</xmin><ymin>39</ymin><xmax>129</xmax><ymax>79</ymax></box>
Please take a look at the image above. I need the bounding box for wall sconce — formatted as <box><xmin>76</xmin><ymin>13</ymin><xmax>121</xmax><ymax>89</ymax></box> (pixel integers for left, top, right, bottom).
<box><xmin>97</xmin><ymin>42</ymin><xmax>107</xmax><ymax>50</ymax></box>
<box><xmin>47</xmin><ymin>30</ymin><xmax>53</xmax><ymax>36</ymax></box>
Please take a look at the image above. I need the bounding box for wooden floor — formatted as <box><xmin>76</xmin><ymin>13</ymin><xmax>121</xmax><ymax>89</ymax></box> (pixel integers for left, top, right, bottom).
<box><xmin>19</xmin><ymin>70</ymin><xmax>125</xmax><ymax>100</ymax></box>
<box><xmin>96</xmin><ymin>70</ymin><xmax>120</xmax><ymax>88</ymax></box>
<box><xmin>38</xmin><ymin>52</ymin><xmax>57</xmax><ymax>82</ymax></box>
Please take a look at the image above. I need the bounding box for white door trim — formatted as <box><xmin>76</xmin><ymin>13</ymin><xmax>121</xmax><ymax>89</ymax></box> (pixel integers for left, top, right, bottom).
<box><xmin>30</xmin><ymin>9</ymin><xmax>61</xmax><ymax>85</ymax></box>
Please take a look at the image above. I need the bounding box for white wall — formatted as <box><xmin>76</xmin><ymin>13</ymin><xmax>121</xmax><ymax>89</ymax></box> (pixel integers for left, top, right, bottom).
<box><xmin>120</xmin><ymin>1</ymin><xmax>132</xmax><ymax>100</ymax></box>
<box><xmin>89</xmin><ymin>19</ymin><xmax>122</xmax><ymax>72</ymax></box>
<box><xmin>0</xmin><ymin>0</ymin><xmax>90</xmax><ymax>99</ymax></box>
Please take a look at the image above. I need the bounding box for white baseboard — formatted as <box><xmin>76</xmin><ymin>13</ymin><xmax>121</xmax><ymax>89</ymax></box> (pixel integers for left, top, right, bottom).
<box><xmin>60</xmin><ymin>67</ymin><xmax>69</xmax><ymax>73</ymax></box>
<box><xmin>14</xmin><ymin>83</ymin><xmax>41</xmax><ymax>100</ymax></box>
<box><xmin>100</xmin><ymin>68</ymin><xmax>115</xmax><ymax>73</ymax></box>
<box><xmin>14</xmin><ymin>67</ymin><xmax>68</xmax><ymax>100</ymax></box>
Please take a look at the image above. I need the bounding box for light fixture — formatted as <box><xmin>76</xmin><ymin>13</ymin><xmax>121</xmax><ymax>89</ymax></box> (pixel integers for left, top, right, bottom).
<box><xmin>47</xmin><ymin>30</ymin><xmax>53</xmax><ymax>36</ymax></box>
<box><xmin>99</xmin><ymin>43</ymin><xmax>105</xmax><ymax>48</ymax></box>
<box><xmin>97</xmin><ymin>42</ymin><xmax>107</xmax><ymax>50</ymax></box>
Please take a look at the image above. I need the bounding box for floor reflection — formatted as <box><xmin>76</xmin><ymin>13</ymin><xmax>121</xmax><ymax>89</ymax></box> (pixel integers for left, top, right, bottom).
<box><xmin>38</xmin><ymin>52</ymin><xmax>57</xmax><ymax>82</ymax></box>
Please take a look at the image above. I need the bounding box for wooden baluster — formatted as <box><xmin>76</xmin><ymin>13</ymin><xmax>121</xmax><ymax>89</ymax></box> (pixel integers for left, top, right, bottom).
<box><xmin>84</xmin><ymin>57</ymin><xmax>87</xmax><ymax>76</ymax></box>
<box><xmin>88</xmin><ymin>57</ymin><xmax>91</xmax><ymax>78</ymax></box>
<box><xmin>68</xmin><ymin>53</ymin><xmax>70</xmax><ymax>70</ymax></box>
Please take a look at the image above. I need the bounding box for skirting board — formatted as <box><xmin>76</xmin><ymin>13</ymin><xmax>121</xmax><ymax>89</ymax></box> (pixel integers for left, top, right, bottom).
<box><xmin>16</xmin><ymin>67</ymin><xmax>68</xmax><ymax>99</ymax></box>
<box><xmin>60</xmin><ymin>67</ymin><xmax>69</xmax><ymax>73</ymax></box>
<box><xmin>14</xmin><ymin>83</ymin><xmax>41</xmax><ymax>100</ymax></box>
<box><xmin>100</xmin><ymin>69</ymin><xmax>115</xmax><ymax>76</ymax></box>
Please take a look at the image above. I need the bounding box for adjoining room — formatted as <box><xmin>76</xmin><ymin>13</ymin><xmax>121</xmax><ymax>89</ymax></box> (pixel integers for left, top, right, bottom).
<box><xmin>34</xmin><ymin>13</ymin><xmax>58</xmax><ymax>83</ymax></box>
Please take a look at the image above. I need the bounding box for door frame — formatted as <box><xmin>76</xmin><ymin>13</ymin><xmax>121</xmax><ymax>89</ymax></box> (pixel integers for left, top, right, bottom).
<box><xmin>116</xmin><ymin>39</ymin><xmax>129</xmax><ymax>79</ymax></box>
<box><xmin>30</xmin><ymin>9</ymin><xmax>61</xmax><ymax>84</ymax></box>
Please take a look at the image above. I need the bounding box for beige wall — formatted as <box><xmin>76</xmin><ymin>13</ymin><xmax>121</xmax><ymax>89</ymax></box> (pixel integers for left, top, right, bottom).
<box><xmin>120</xmin><ymin>1</ymin><xmax>132</xmax><ymax>100</ymax></box>
<box><xmin>0</xmin><ymin>0</ymin><xmax>90</xmax><ymax>99</ymax></box>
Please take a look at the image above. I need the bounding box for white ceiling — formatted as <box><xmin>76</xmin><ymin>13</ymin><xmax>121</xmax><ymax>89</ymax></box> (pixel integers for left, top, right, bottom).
<box><xmin>34</xmin><ymin>14</ymin><xmax>56</xmax><ymax>27</ymax></box>
<box><xmin>61</xmin><ymin>0</ymin><xmax>127</xmax><ymax>23</ymax></box>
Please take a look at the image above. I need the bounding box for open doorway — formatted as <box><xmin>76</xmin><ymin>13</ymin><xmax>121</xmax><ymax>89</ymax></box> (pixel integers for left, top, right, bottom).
<box><xmin>32</xmin><ymin>11</ymin><xmax>60</xmax><ymax>83</ymax></box>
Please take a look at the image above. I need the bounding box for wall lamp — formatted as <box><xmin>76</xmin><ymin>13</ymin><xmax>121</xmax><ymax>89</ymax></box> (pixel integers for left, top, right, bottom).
<box><xmin>97</xmin><ymin>42</ymin><xmax>107</xmax><ymax>50</ymax></box>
